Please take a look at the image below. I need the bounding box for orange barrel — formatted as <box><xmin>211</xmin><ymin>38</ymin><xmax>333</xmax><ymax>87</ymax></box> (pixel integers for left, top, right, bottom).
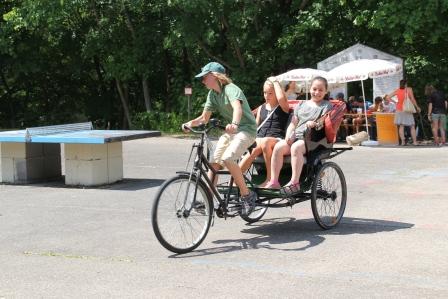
<box><xmin>374</xmin><ymin>112</ymin><xmax>399</xmax><ymax>145</ymax></box>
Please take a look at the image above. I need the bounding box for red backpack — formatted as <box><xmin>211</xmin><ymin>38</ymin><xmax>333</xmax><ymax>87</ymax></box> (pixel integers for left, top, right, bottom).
<box><xmin>324</xmin><ymin>99</ymin><xmax>347</xmax><ymax>143</ymax></box>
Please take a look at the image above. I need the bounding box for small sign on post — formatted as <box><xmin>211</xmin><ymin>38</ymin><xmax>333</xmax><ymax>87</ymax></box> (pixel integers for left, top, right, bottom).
<box><xmin>185</xmin><ymin>86</ymin><xmax>192</xmax><ymax>119</ymax></box>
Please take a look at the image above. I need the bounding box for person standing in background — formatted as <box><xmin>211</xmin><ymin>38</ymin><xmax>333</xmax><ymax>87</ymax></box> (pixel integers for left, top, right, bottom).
<box><xmin>425</xmin><ymin>84</ymin><xmax>447</xmax><ymax>146</ymax></box>
<box><xmin>388</xmin><ymin>79</ymin><xmax>421</xmax><ymax>146</ymax></box>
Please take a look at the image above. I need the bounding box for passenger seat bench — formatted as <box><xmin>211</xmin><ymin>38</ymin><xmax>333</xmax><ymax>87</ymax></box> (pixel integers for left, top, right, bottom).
<box><xmin>250</xmin><ymin>136</ymin><xmax>333</xmax><ymax>186</ymax></box>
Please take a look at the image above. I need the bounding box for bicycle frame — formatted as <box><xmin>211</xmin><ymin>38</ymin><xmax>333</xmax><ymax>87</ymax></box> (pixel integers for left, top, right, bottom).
<box><xmin>178</xmin><ymin>122</ymin><xmax>239</xmax><ymax>218</ymax></box>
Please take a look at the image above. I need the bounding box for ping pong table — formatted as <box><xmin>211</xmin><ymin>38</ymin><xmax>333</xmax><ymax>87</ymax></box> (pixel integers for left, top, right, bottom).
<box><xmin>0</xmin><ymin>122</ymin><xmax>161</xmax><ymax>186</ymax></box>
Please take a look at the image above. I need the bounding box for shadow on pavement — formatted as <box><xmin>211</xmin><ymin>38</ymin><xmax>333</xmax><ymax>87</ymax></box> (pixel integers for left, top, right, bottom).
<box><xmin>171</xmin><ymin>217</ymin><xmax>414</xmax><ymax>258</ymax></box>
<box><xmin>9</xmin><ymin>178</ymin><xmax>166</xmax><ymax>191</ymax></box>
<box><xmin>102</xmin><ymin>178</ymin><xmax>165</xmax><ymax>191</ymax></box>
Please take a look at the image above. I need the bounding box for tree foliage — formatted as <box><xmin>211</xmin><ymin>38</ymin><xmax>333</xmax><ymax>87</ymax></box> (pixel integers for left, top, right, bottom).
<box><xmin>1</xmin><ymin>0</ymin><xmax>447</xmax><ymax>129</ymax></box>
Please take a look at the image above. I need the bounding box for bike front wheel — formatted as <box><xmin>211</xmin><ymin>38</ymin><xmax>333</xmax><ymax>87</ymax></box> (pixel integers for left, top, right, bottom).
<box><xmin>311</xmin><ymin>162</ymin><xmax>347</xmax><ymax>229</ymax></box>
<box><xmin>151</xmin><ymin>174</ymin><xmax>213</xmax><ymax>254</ymax></box>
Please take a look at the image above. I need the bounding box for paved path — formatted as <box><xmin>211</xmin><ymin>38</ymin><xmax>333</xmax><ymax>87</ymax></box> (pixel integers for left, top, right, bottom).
<box><xmin>1</xmin><ymin>137</ymin><xmax>447</xmax><ymax>298</ymax></box>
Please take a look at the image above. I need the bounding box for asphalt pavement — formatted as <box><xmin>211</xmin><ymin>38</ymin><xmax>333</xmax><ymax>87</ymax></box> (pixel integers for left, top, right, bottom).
<box><xmin>1</xmin><ymin>136</ymin><xmax>447</xmax><ymax>298</ymax></box>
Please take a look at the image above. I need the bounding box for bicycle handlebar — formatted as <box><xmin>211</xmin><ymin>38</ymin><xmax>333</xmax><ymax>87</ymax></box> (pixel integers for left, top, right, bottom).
<box><xmin>182</xmin><ymin>118</ymin><xmax>226</xmax><ymax>134</ymax></box>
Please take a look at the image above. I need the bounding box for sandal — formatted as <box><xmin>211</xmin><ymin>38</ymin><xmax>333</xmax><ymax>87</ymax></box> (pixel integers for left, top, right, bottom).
<box><xmin>281</xmin><ymin>181</ymin><xmax>300</xmax><ymax>195</ymax></box>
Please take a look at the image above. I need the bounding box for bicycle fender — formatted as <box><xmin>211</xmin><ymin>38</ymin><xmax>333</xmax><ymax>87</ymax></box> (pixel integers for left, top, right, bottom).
<box><xmin>175</xmin><ymin>171</ymin><xmax>191</xmax><ymax>175</ymax></box>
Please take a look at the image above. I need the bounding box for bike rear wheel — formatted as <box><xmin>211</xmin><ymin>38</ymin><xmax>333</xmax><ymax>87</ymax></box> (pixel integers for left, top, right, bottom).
<box><xmin>311</xmin><ymin>162</ymin><xmax>347</xmax><ymax>229</ymax></box>
<box><xmin>151</xmin><ymin>174</ymin><xmax>213</xmax><ymax>254</ymax></box>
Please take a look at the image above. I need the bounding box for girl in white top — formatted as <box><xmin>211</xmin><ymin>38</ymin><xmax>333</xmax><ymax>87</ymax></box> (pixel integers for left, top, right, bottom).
<box><xmin>265</xmin><ymin>76</ymin><xmax>332</xmax><ymax>190</ymax></box>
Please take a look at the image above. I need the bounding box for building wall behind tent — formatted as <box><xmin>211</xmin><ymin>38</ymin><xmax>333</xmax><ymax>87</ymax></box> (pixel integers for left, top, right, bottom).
<box><xmin>373</xmin><ymin>73</ymin><xmax>402</xmax><ymax>99</ymax></box>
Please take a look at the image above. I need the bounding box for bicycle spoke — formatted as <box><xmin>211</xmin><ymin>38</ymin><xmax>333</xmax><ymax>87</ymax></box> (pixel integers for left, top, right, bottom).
<box><xmin>312</xmin><ymin>162</ymin><xmax>347</xmax><ymax>229</ymax></box>
<box><xmin>152</xmin><ymin>175</ymin><xmax>213</xmax><ymax>253</ymax></box>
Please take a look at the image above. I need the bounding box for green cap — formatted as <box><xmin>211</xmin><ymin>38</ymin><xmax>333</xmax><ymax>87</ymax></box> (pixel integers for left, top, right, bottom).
<box><xmin>195</xmin><ymin>62</ymin><xmax>226</xmax><ymax>78</ymax></box>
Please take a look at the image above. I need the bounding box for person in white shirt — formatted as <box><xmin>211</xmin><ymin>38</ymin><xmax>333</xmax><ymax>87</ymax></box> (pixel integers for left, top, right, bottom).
<box><xmin>284</xmin><ymin>81</ymin><xmax>298</xmax><ymax>101</ymax></box>
<box><xmin>382</xmin><ymin>94</ymin><xmax>396</xmax><ymax>113</ymax></box>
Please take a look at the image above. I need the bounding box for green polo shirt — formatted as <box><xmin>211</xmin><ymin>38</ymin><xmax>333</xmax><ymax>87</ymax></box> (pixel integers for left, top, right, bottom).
<box><xmin>204</xmin><ymin>83</ymin><xmax>256</xmax><ymax>136</ymax></box>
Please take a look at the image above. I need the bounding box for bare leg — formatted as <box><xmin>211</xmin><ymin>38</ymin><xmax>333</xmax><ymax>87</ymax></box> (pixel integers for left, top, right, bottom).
<box><xmin>208</xmin><ymin>163</ymin><xmax>222</xmax><ymax>186</ymax></box>
<box><xmin>289</xmin><ymin>140</ymin><xmax>306</xmax><ymax>183</ymax></box>
<box><xmin>259</xmin><ymin>137</ymin><xmax>278</xmax><ymax>186</ymax></box>
<box><xmin>432</xmin><ymin>119</ymin><xmax>439</xmax><ymax>144</ymax></box>
<box><xmin>239</xmin><ymin>145</ymin><xmax>262</xmax><ymax>173</ymax></box>
<box><xmin>410</xmin><ymin>125</ymin><xmax>417</xmax><ymax>145</ymax></box>
<box><xmin>269</xmin><ymin>140</ymin><xmax>291</xmax><ymax>185</ymax></box>
<box><xmin>398</xmin><ymin>125</ymin><xmax>405</xmax><ymax>145</ymax></box>
<box><xmin>224</xmin><ymin>160</ymin><xmax>249</xmax><ymax>196</ymax></box>
<box><xmin>439</xmin><ymin>119</ymin><xmax>446</xmax><ymax>144</ymax></box>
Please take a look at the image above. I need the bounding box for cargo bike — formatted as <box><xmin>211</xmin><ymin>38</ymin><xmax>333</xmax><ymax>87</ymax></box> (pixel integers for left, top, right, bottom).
<box><xmin>151</xmin><ymin>118</ymin><xmax>351</xmax><ymax>254</ymax></box>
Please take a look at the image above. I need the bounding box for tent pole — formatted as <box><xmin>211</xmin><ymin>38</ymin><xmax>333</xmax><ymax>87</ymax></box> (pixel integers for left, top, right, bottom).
<box><xmin>361</xmin><ymin>80</ymin><xmax>370</xmax><ymax>140</ymax></box>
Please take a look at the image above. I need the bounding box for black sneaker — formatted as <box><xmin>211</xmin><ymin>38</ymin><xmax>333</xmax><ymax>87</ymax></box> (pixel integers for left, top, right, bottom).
<box><xmin>240</xmin><ymin>191</ymin><xmax>257</xmax><ymax>216</ymax></box>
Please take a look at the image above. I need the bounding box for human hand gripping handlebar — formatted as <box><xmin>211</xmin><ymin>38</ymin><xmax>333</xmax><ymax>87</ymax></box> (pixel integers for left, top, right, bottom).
<box><xmin>181</xmin><ymin>118</ymin><xmax>226</xmax><ymax>134</ymax></box>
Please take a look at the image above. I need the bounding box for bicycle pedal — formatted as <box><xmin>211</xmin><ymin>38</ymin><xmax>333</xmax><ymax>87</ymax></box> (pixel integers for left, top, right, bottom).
<box><xmin>215</xmin><ymin>208</ymin><xmax>225</xmax><ymax>218</ymax></box>
<box><xmin>226</xmin><ymin>211</ymin><xmax>240</xmax><ymax>218</ymax></box>
<box><xmin>227</xmin><ymin>204</ymin><xmax>241</xmax><ymax>212</ymax></box>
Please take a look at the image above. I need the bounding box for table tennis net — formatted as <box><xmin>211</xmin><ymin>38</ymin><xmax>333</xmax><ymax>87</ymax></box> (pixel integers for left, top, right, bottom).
<box><xmin>25</xmin><ymin>122</ymin><xmax>93</xmax><ymax>140</ymax></box>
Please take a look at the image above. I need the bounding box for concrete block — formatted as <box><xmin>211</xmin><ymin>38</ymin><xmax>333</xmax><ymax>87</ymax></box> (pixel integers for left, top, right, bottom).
<box><xmin>65</xmin><ymin>159</ymin><xmax>108</xmax><ymax>186</ymax></box>
<box><xmin>14</xmin><ymin>158</ymin><xmax>28</xmax><ymax>182</ymax></box>
<box><xmin>65</xmin><ymin>144</ymin><xmax>108</xmax><ymax>160</ymax></box>
<box><xmin>64</xmin><ymin>159</ymin><xmax>76</xmax><ymax>184</ymax></box>
<box><xmin>0</xmin><ymin>142</ymin><xmax>62</xmax><ymax>183</ymax></box>
<box><xmin>107</xmin><ymin>156</ymin><xmax>123</xmax><ymax>183</ymax></box>
<box><xmin>0</xmin><ymin>157</ymin><xmax>15</xmax><ymax>183</ymax></box>
<box><xmin>107</xmin><ymin>142</ymin><xmax>122</xmax><ymax>158</ymax></box>
<box><xmin>0</xmin><ymin>140</ymin><xmax>124</xmax><ymax>185</ymax></box>
<box><xmin>0</xmin><ymin>143</ymin><xmax>27</xmax><ymax>159</ymax></box>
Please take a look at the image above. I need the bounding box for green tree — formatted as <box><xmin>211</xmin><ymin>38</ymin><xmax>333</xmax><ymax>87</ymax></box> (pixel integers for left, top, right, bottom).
<box><xmin>1</xmin><ymin>0</ymin><xmax>447</xmax><ymax>132</ymax></box>
<box><xmin>371</xmin><ymin>0</ymin><xmax>448</xmax><ymax>91</ymax></box>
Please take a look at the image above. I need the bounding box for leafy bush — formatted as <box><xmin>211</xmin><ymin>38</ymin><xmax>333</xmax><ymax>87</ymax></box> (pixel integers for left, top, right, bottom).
<box><xmin>132</xmin><ymin>111</ymin><xmax>185</xmax><ymax>133</ymax></box>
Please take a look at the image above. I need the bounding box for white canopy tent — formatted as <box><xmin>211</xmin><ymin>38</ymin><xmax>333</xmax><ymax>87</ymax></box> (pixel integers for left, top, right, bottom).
<box><xmin>317</xmin><ymin>43</ymin><xmax>403</xmax><ymax>99</ymax></box>
<box><xmin>328</xmin><ymin>59</ymin><xmax>403</xmax><ymax>83</ymax></box>
<box><xmin>327</xmin><ymin>59</ymin><xmax>403</xmax><ymax>141</ymax></box>
<box><xmin>277</xmin><ymin>68</ymin><xmax>333</xmax><ymax>82</ymax></box>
